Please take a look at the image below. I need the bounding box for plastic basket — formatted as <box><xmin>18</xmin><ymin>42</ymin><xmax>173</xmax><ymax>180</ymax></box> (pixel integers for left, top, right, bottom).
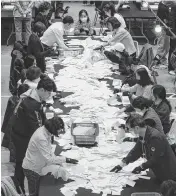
<box><xmin>71</xmin><ymin>123</ymin><xmax>99</xmax><ymax>146</ymax></box>
<box><xmin>58</xmin><ymin>45</ymin><xmax>84</xmax><ymax>57</ymax></box>
<box><xmin>131</xmin><ymin>193</ymin><xmax>161</xmax><ymax>196</ymax></box>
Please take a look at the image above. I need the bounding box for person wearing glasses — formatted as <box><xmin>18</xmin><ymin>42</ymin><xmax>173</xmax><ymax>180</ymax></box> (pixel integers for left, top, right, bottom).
<box><xmin>110</xmin><ymin>114</ymin><xmax>176</xmax><ymax>183</ymax></box>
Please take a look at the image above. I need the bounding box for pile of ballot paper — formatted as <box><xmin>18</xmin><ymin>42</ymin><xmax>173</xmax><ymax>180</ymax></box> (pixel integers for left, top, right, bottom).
<box><xmin>46</xmin><ymin>38</ymin><xmax>150</xmax><ymax>196</ymax></box>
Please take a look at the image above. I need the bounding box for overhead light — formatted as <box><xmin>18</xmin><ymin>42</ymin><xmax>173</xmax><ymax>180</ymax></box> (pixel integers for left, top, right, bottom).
<box><xmin>155</xmin><ymin>25</ymin><xmax>162</xmax><ymax>33</ymax></box>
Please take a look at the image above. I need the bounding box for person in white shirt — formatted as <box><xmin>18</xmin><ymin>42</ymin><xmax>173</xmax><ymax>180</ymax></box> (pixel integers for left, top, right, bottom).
<box><xmin>104</xmin><ymin>17</ymin><xmax>136</xmax><ymax>57</ymax></box>
<box><xmin>103</xmin><ymin>2</ymin><xmax>126</xmax><ymax>29</ymax></box>
<box><xmin>23</xmin><ymin>116</ymin><xmax>78</xmax><ymax>196</ymax></box>
<box><xmin>40</xmin><ymin>15</ymin><xmax>74</xmax><ymax>50</ymax></box>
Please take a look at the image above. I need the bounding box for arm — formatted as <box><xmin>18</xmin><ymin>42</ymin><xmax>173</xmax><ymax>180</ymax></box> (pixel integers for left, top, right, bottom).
<box><xmin>54</xmin><ymin>29</ymin><xmax>68</xmax><ymax>50</ymax></box>
<box><xmin>109</xmin><ymin>29</ymin><xmax>126</xmax><ymax>45</ymax></box>
<box><xmin>121</xmin><ymin>84</ymin><xmax>138</xmax><ymax>94</ymax></box>
<box><xmin>37</xmin><ymin>138</ymin><xmax>66</xmax><ymax>165</ymax></box>
<box><xmin>142</xmin><ymin>138</ymin><xmax>165</xmax><ymax>169</ymax></box>
<box><xmin>13</xmin><ymin>1</ymin><xmax>24</xmax><ymax>15</ymax></box>
<box><xmin>24</xmin><ymin>1</ymin><xmax>34</xmax><ymax>14</ymax></box>
<box><xmin>123</xmin><ymin>139</ymin><xmax>142</xmax><ymax>164</ymax></box>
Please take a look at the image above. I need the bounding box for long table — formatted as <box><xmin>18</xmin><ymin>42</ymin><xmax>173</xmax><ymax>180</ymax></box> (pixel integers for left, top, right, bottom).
<box><xmin>38</xmin><ymin>36</ymin><xmax>161</xmax><ymax>196</ymax></box>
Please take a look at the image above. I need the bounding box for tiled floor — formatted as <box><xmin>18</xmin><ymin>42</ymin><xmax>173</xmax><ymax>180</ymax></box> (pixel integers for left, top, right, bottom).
<box><xmin>1</xmin><ymin>1</ymin><xmax>176</xmax><ymax>193</ymax></box>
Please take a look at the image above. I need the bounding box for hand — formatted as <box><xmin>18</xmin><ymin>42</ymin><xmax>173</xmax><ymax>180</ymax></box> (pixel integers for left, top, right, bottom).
<box><xmin>66</xmin><ymin>158</ymin><xmax>78</xmax><ymax>164</ymax></box>
<box><xmin>46</xmin><ymin>48</ymin><xmax>54</xmax><ymax>55</ymax></box>
<box><xmin>132</xmin><ymin>166</ymin><xmax>144</xmax><ymax>174</ymax></box>
<box><xmin>110</xmin><ymin>165</ymin><xmax>122</xmax><ymax>173</ymax></box>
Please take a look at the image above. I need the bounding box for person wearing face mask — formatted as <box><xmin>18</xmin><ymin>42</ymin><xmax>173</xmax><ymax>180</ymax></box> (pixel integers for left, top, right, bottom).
<box><xmin>102</xmin><ymin>42</ymin><xmax>135</xmax><ymax>75</ymax></box>
<box><xmin>23</xmin><ymin>66</ymin><xmax>42</xmax><ymax>89</ymax></box>
<box><xmin>115</xmin><ymin>67</ymin><xmax>154</xmax><ymax>100</ymax></box>
<box><xmin>151</xmin><ymin>85</ymin><xmax>172</xmax><ymax>134</ymax></box>
<box><xmin>132</xmin><ymin>96</ymin><xmax>164</xmax><ymax>133</ymax></box>
<box><xmin>74</xmin><ymin>9</ymin><xmax>94</xmax><ymax>36</ymax></box>
<box><xmin>27</xmin><ymin>22</ymin><xmax>53</xmax><ymax>72</ymax></box>
<box><xmin>103</xmin><ymin>2</ymin><xmax>126</xmax><ymax>29</ymax></box>
<box><xmin>110</xmin><ymin>114</ymin><xmax>176</xmax><ymax>183</ymax></box>
<box><xmin>40</xmin><ymin>15</ymin><xmax>74</xmax><ymax>50</ymax></box>
<box><xmin>22</xmin><ymin>116</ymin><xmax>78</xmax><ymax>196</ymax></box>
<box><xmin>11</xmin><ymin>77</ymin><xmax>55</xmax><ymax>193</ymax></box>
<box><xmin>34</xmin><ymin>2</ymin><xmax>51</xmax><ymax>28</ymax></box>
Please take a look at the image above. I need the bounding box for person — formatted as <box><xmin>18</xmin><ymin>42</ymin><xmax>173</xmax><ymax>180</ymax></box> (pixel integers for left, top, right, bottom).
<box><xmin>160</xmin><ymin>180</ymin><xmax>176</xmax><ymax>196</ymax></box>
<box><xmin>34</xmin><ymin>2</ymin><xmax>51</xmax><ymax>28</ymax></box>
<box><xmin>22</xmin><ymin>66</ymin><xmax>42</xmax><ymax>89</ymax></box>
<box><xmin>132</xmin><ymin>96</ymin><xmax>164</xmax><ymax>133</ymax></box>
<box><xmin>40</xmin><ymin>15</ymin><xmax>74</xmax><ymax>50</ymax></box>
<box><xmin>110</xmin><ymin>114</ymin><xmax>176</xmax><ymax>182</ymax></box>
<box><xmin>104</xmin><ymin>17</ymin><xmax>136</xmax><ymax>58</ymax></box>
<box><xmin>1</xmin><ymin>84</ymin><xmax>30</xmax><ymax>163</ymax></box>
<box><xmin>23</xmin><ymin>116</ymin><xmax>78</xmax><ymax>196</ymax></box>
<box><xmin>115</xmin><ymin>67</ymin><xmax>154</xmax><ymax>100</ymax></box>
<box><xmin>102</xmin><ymin>2</ymin><xmax>126</xmax><ymax>29</ymax></box>
<box><xmin>11</xmin><ymin>77</ymin><xmax>55</xmax><ymax>193</ymax></box>
<box><xmin>102</xmin><ymin>42</ymin><xmax>134</xmax><ymax>75</ymax></box>
<box><xmin>151</xmin><ymin>85</ymin><xmax>172</xmax><ymax>134</ymax></box>
<box><xmin>12</xmin><ymin>1</ymin><xmax>34</xmax><ymax>45</ymax></box>
<box><xmin>74</xmin><ymin>9</ymin><xmax>94</xmax><ymax>36</ymax></box>
<box><xmin>27</xmin><ymin>22</ymin><xmax>52</xmax><ymax>72</ymax></box>
<box><xmin>154</xmin><ymin>1</ymin><xmax>170</xmax><ymax>67</ymax></box>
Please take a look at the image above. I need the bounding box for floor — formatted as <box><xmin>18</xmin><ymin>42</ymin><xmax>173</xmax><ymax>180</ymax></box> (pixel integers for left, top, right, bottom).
<box><xmin>1</xmin><ymin>1</ymin><xmax>176</xmax><ymax>193</ymax></box>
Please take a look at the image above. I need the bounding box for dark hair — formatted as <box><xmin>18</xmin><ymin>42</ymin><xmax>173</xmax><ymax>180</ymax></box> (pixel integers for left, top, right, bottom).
<box><xmin>136</xmin><ymin>68</ymin><xmax>153</xmax><ymax>87</ymax></box>
<box><xmin>38</xmin><ymin>2</ymin><xmax>51</xmax><ymax>13</ymax></box>
<box><xmin>79</xmin><ymin>9</ymin><xmax>90</xmax><ymax>23</ymax></box>
<box><xmin>37</xmin><ymin>77</ymin><xmax>55</xmax><ymax>92</ymax></box>
<box><xmin>103</xmin><ymin>2</ymin><xmax>116</xmax><ymax>16</ymax></box>
<box><xmin>14</xmin><ymin>58</ymin><xmax>24</xmax><ymax>72</ymax></box>
<box><xmin>152</xmin><ymin>85</ymin><xmax>172</xmax><ymax>112</ymax></box>
<box><xmin>132</xmin><ymin>96</ymin><xmax>153</xmax><ymax>110</ymax></box>
<box><xmin>17</xmin><ymin>84</ymin><xmax>29</xmax><ymax>97</ymax></box>
<box><xmin>24</xmin><ymin>55</ymin><xmax>35</xmax><ymax>69</ymax></box>
<box><xmin>128</xmin><ymin>113</ymin><xmax>146</xmax><ymax>128</ymax></box>
<box><xmin>33</xmin><ymin>22</ymin><xmax>46</xmax><ymax>34</ymax></box>
<box><xmin>107</xmin><ymin>17</ymin><xmax>121</xmax><ymax>30</ymax></box>
<box><xmin>161</xmin><ymin>180</ymin><xmax>176</xmax><ymax>196</ymax></box>
<box><xmin>44</xmin><ymin>116</ymin><xmax>65</xmax><ymax>137</ymax></box>
<box><xmin>26</xmin><ymin>66</ymin><xmax>41</xmax><ymax>81</ymax></box>
<box><xmin>63</xmin><ymin>16</ymin><xmax>74</xmax><ymax>24</ymax></box>
<box><xmin>39</xmin><ymin>74</ymin><xmax>57</xmax><ymax>92</ymax></box>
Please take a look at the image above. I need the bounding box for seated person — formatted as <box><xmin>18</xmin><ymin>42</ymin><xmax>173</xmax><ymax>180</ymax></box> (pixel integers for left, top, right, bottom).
<box><xmin>103</xmin><ymin>42</ymin><xmax>134</xmax><ymax>75</ymax></box>
<box><xmin>23</xmin><ymin>66</ymin><xmax>42</xmax><ymax>89</ymax></box>
<box><xmin>40</xmin><ymin>16</ymin><xmax>74</xmax><ymax>50</ymax></box>
<box><xmin>132</xmin><ymin>96</ymin><xmax>164</xmax><ymax>133</ymax></box>
<box><xmin>103</xmin><ymin>17</ymin><xmax>136</xmax><ymax>58</ymax></box>
<box><xmin>34</xmin><ymin>2</ymin><xmax>51</xmax><ymax>28</ymax></box>
<box><xmin>103</xmin><ymin>2</ymin><xmax>126</xmax><ymax>29</ymax></box>
<box><xmin>115</xmin><ymin>67</ymin><xmax>154</xmax><ymax>100</ymax></box>
<box><xmin>74</xmin><ymin>9</ymin><xmax>94</xmax><ymax>36</ymax></box>
<box><xmin>110</xmin><ymin>114</ymin><xmax>176</xmax><ymax>183</ymax></box>
<box><xmin>28</xmin><ymin>22</ymin><xmax>52</xmax><ymax>72</ymax></box>
<box><xmin>23</xmin><ymin>117</ymin><xmax>78</xmax><ymax>196</ymax></box>
<box><xmin>151</xmin><ymin>85</ymin><xmax>172</xmax><ymax>134</ymax></box>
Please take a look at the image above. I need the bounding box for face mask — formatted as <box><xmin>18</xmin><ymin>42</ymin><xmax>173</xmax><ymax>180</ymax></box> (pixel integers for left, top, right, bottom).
<box><xmin>81</xmin><ymin>17</ymin><xmax>88</xmax><ymax>23</ymax></box>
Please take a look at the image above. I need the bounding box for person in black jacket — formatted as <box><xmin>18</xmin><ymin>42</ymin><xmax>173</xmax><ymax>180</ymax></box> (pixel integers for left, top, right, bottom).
<box><xmin>11</xmin><ymin>77</ymin><xmax>55</xmax><ymax>193</ymax></box>
<box><xmin>34</xmin><ymin>2</ymin><xmax>51</xmax><ymax>29</ymax></box>
<box><xmin>110</xmin><ymin>114</ymin><xmax>176</xmax><ymax>183</ymax></box>
<box><xmin>151</xmin><ymin>85</ymin><xmax>172</xmax><ymax>134</ymax></box>
<box><xmin>27</xmin><ymin>22</ymin><xmax>53</xmax><ymax>72</ymax></box>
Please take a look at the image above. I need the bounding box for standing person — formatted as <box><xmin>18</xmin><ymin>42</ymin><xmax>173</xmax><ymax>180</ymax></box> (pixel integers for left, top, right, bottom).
<box><xmin>104</xmin><ymin>17</ymin><xmax>136</xmax><ymax>58</ymax></box>
<box><xmin>40</xmin><ymin>16</ymin><xmax>74</xmax><ymax>50</ymax></box>
<box><xmin>12</xmin><ymin>1</ymin><xmax>34</xmax><ymax>45</ymax></box>
<box><xmin>110</xmin><ymin>114</ymin><xmax>176</xmax><ymax>182</ymax></box>
<box><xmin>151</xmin><ymin>85</ymin><xmax>172</xmax><ymax>134</ymax></box>
<box><xmin>74</xmin><ymin>9</ymin><xmax>94</xmax><ymax>36</ymax></box>
<box><xmin>34</xmin><ymin>2</ymin><xmax>51</xmax><ymax>28</ymax></box>
<box><xmin>154</xmin><ymin>1</ymin><xmax>170</xmax><ymax>67</ymax></box>
<box><xmin>27</xmin><ymin>22</ymin><xmax>52</xmax><ymax>72</ymax></box>
<box><xmin>11</xmin><ymin>77</ymin><xmax>55</xmax><ymax>193</ymax></box>
<box><xmin>103</xmin><ymin>2</ymin><xmax>126</xmax><ymax>29</ymax></box>
<box><xmin>23</xmin><ymin>117</ymin><xmax>78</xmax><ymax>196</ymax></box>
